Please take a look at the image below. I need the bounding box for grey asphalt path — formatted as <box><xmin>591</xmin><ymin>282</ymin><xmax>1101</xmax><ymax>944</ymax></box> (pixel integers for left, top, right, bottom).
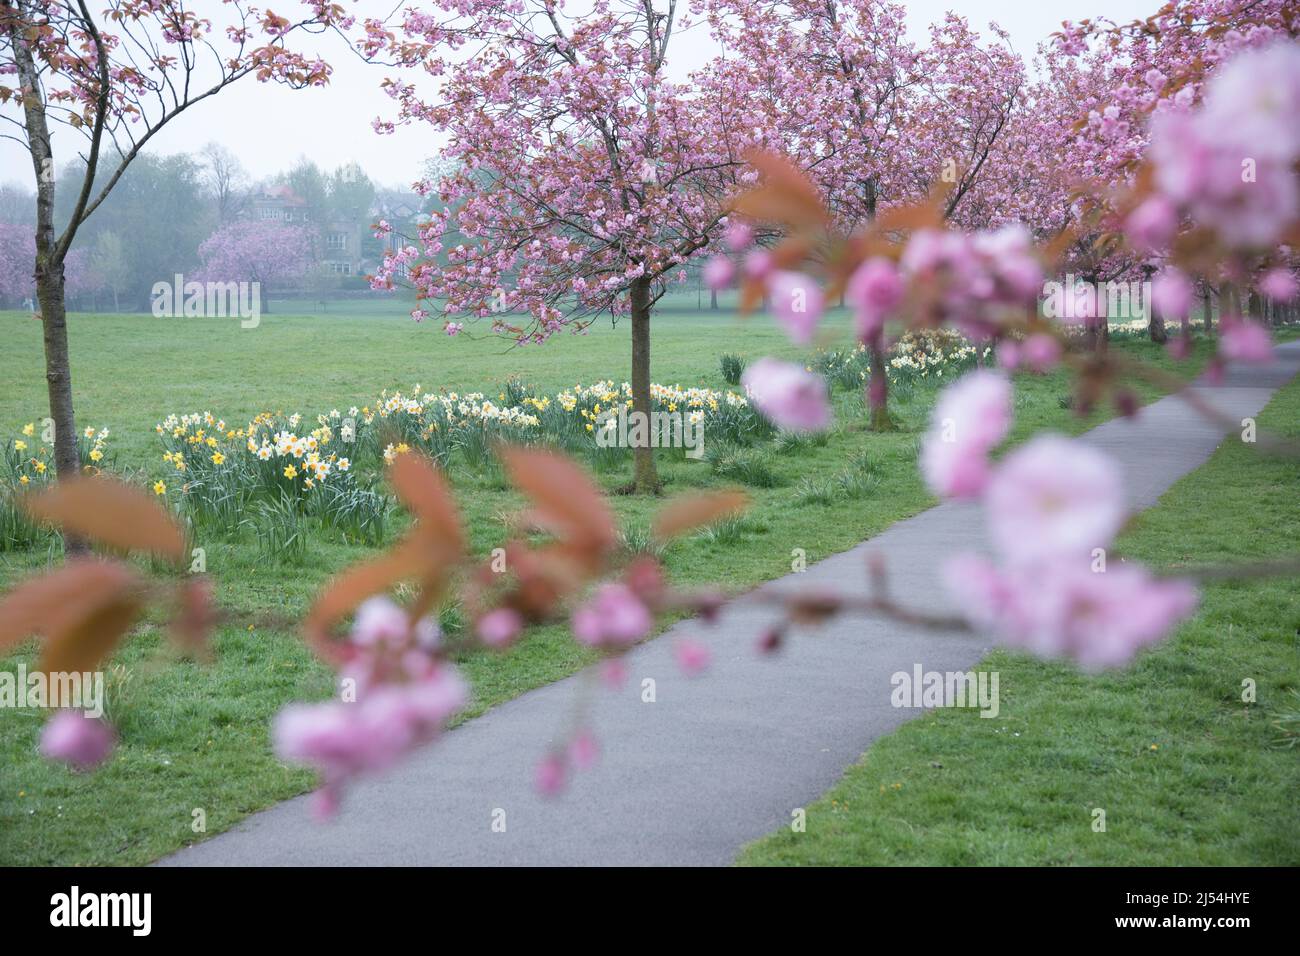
<box><xmin>161</xmin><ymin>341</ymin><xmax>1300</xmax><ymax>867</ymax></box>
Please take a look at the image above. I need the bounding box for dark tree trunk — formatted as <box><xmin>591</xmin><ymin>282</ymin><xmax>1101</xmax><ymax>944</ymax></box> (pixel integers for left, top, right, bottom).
<box><xmin>1083</xmin><ymin>273</ymin><xmax>1105</xmax><ymax>352</ymax></box>
<box><xmin>629</xmin><ymin>276</ymin><xmax>659</xmax><ymax>493</ymax></box>
<box><xmin>1203</xmin><ymin>288</ymin><xmax>1214</xmax><ymax>335</ymax></box>
<box><xmin>710</xmin><ymin>287</ymin><xmax>717</xmax><ymax>310</ymax></box>
<box><xmin>867</xmin><ymin>342</ymin><xmax>894</xmax><ymax>431</ymax></box>
<box><xmin>34</xmin><ymin>266</ymin><xmax>81</xmax><ymax>489</ymax></box>
<box><xmin>1144</xmin><ymin>265</ymin><xmax>1166</xmax><ymax>343</ymax></box>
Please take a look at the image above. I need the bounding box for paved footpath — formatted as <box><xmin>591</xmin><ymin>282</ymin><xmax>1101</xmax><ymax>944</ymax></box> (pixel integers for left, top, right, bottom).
<box><xmin>162</xmin><ymin>341</ymin><xmax>1300</xmax><ymax>866</ymax></box>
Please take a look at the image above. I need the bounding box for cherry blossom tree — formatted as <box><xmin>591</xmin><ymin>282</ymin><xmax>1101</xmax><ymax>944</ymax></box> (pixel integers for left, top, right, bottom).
<box><xmin>0</xmin><ymin>0</ymin><xmax>345</xmax><ymax>545</ymax></box>
<box><xmin>196</xmin><ymin>219</ymin><xmax>315</xmax><ymax>312</ymax></box>
<box><xmin>700</xmin><ymin>0</ymin><xmax>1026</xmax><ymax>428</ymax></box>
<box><xmin>364</xmin><ymin>0</ymin><xmax>760</xmax><ymax>492</ymax></box>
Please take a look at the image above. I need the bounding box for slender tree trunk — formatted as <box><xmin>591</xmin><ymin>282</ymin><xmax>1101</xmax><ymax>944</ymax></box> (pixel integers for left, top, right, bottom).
<box><xmin>1084</xmin><ymin>273</ymin><xmax>1102</xmax><ymax>352</ymax></box>
<box><xmin>1144</xmin><ymin>265</ymin><xmax>1166</xmax><ymax>343</ymax></box>
<box><xmin>1203</xmin><ymin>288</ymin><xmax>1214</xmax><ymax>335</ymax></box>
<box><xmin>710</xmin><ymin>287</ymin><xmax>717</xmax><ymax>310</ymax></box>
<box><xmin>35</xmin><ymin>267</ymin><xmax>80</xmax><ymax>484</ymax></box>
<box><xmin>867</xmin><ymin>341</ymin><xmax>893</xmax><ymax>431</ymax></box>
<box><xmin>629</xmin><ymin>276</ymin><xmax>658</xmax><ymax>493</ymax></box>
<box><xmin>11</xmin><ymin>5</ymin><xmax>90</xmax><ymax>555</ymax></box>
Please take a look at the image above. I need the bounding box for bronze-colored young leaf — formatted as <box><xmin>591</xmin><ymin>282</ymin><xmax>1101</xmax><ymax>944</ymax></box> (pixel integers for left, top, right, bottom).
<box><xmin>0</xmin><ymin>559</ymin><xmax>141</xmax><ymax>654</ymax></box>
<box><xmin>41</xmin><ymin>592</ymin><xmax>144</xmax><ymax>676</ymax></box>
<box><xmin>871</xmin><ymin>199</ymin><xmax>945</xmax><ymax>235</ymax></box>
<box><xmin>387</xmin><ymin>452</ymin><xmax>464</xmax><ymax>555</ymax></box>
<box><xmin>498</xmin><ymin>446</ymin><xmax>616</xmax><ymax>553</ymax></box>
<box><xmin>304</xmin><ymin>536</ymin><xmax>438</xmax><ymax>661</ymax></box>
<box><xmin>733</xmin><ymin>150</ymin><xmax>829</xmax><ymax>230</ymax></box>
<box><xmin>652</xmin><ymin>490</ymin><xmax>749</xmax><ymax>542</ymax></box>
<box><xmin>24</xmin><ymin>476</ymin><xmax>186</xmax><ymax>562</ymax></box>
<box><xmin>170</xmin><ymin>577</ymin><xmax>217</xmax><ymax>660</ymax></box>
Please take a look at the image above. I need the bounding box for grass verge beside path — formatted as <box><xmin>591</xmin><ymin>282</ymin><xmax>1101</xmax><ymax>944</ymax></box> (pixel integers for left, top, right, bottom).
<box><xmin>738</xmin><ymin>373</ymin><xmax>1300</xmax><ymax>866</ymax></box>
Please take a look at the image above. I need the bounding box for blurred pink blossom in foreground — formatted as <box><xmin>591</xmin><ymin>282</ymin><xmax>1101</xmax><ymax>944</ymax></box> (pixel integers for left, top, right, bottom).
<box><xmin>274</xmin><ymin>597</ymin><xmax>468</xmax><ymax>818</ymax></box>
<box><xmin>931</xmin><ymin>377</ymin><xmax>1197</xmax><ymax>667</ymax></box>
<box><xmin>919</xmin><ymin>370</ymin><xmax>1012</xmax><ymax>499</ymax></box>
<box><xmin>40</xmin><ymin>710</ymin><xmax>115</xmax><ymax>771</ymax></box>
<box><xmin>945</xmin><ymin>556</ymin><xmax>1198</xmax><ymax>670</ymax></box>
<box><xmin>741</xmin><ymin>357</ymin><xmax>832</xmax><ymax>433</ymax></box>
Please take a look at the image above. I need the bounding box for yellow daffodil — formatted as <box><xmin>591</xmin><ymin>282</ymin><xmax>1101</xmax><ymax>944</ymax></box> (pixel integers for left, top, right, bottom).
<box><xmin>22</xmin><ymin>423</ymin><xmax>35</xmax><ymax>437</ymax></box>
<box><xmin>14</xmin><ymin>440</ymin><xmax>25</xmax><ymax>451</ymax></box>
<box><xmin>211</xmin><ymin>452</ymin><xmax>225</xmax><ymax>465</ymax></box>
<box><xmin>283</xmin><ymin>465</ymin><xmax>298</xmax><ymax>479</ymax></box>
<box><xmin>153</xmin><ymin>481</ymin><xmax>166</xmax><ymax>495</ymax></box>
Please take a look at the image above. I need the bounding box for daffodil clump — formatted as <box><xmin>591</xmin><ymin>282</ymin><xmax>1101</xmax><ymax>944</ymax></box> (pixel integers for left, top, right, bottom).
<box><xmin>888</xmin><ymin>330</ymin><xmax>990</xmax><ymax>383</ymax></box>
<box><xmin>551</xmin><ymin>380</ymin><xmax>760</xmax><ymax>445</ymax></box>
<box><xmin>356</xmin><ymin>386</ymin><xmax>544</xmax><ymax>467</ymax></box>
<box><xmin>155</xmin><ymin>410</ymin><xmax>354</xmax><ymax>495</ymax></box>
<box><xmin>811</xmin><ymin>331</ymin><xmax>991</xmax><ymax>392</ymax></box>
<box><xmin>3</xmin><ymin>421</ymin><xmax>113</xmax><ymax>489</ymax></box>
<box><xmin>1</xmin><ymin>421</ymin><xmax>112</xmax><ymax>550</ymax></box>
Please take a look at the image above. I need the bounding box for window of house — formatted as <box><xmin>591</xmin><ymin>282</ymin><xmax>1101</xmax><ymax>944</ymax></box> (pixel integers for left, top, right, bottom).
<box><xmin>326</xmin><ymin>232</ymin><xmax>347</xmax><ymax>251</ymax></box>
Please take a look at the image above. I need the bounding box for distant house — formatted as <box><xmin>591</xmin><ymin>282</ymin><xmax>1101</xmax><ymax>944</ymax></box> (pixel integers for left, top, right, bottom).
<box><xmin>370</xmin><ymin>191</ymin><xmax>428</xmax><ymax>279</ymax></box>
<box><xmin>244</xmin><ymin>185</ymin><xmax>361</xmax><ymax>279</ymax></box>
<box><xmin>248</xmin><ymin>185</ymin><xmax>311</xmax><ymax>224</ymax></box>
<box><xmin>242</xmin><ymin>184</ymin><xmax>425</xmax><ymax>283</ymax></box>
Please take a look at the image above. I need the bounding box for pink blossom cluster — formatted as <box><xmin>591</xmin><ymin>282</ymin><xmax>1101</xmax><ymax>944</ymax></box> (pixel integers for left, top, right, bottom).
<box><xmin>894</xmin><ymin>225</ymin><xmax>1043</xmax><ymax>342</ymax></box>
<box><xmin>923</xmin><ymin>376</ymin><xmax>1197</xmax><ymax>669</ymax></box>
<box><xmin>1146</xmin><ymin>41</ymin><xmax>1300</xmax><ymax>251</ymax></box>
<box><xmin>741</xmin><ymin>357</ymin><xmax>832</xmax><ymax>433</ymax></box>
<box><xmin>273</xmin><ymin>598</ymin><xmax>468</xmax><ymax>818</ymax></box>
<box><xmin>919</xmin><ymin>370</ymin><xmax>1012</xmax><ymax>499</ymax></box>
<box><xmin>40</xmin><ymin>710</ymin><xmax>116</xmax><ymax>771</ymax></box>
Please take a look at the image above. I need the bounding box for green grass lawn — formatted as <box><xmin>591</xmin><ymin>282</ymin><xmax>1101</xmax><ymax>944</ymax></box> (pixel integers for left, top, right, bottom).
<box><xmin>0</xmin><ymin>297</ymin><xmax>1260</xmax><ymax>865</ymax></box>
<box><xmin>738</xmin><ymin>374</ymin><xmax>1300</xmax><ymax>866</ymax></box>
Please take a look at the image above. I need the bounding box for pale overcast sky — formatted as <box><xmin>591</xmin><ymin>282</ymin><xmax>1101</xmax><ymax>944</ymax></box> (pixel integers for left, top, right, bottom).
<box><xmin>0</xmin><ymin>0</ymin><xmax>1149</xmax><ymax>193</ymax></box>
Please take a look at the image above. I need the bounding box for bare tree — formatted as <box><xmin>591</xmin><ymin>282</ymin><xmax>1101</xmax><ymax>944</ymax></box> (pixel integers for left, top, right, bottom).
<box><xmin>0</xmin><ymin>1</ymin><xmax>342</xmax><ymax>550</ymax></box>
<box><xmin>202</xmin><ymin>142</ymin><xmax>250</xmax><ymax>224</ymax></box>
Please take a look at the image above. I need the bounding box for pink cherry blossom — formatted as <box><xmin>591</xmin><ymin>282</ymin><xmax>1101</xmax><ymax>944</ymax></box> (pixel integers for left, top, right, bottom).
<box><xmin>535</xmin><ymin>753</ymin><xmax>567</xmax><ymax>797</ymax></box>
<box><xmin>599</xmin><ymin>657</ymin><xmax>629</xmax><ymax>689</ymax></box>
<box><xmin>944</xmin><ymin>555</ymin><xmax>1198</xmax><ymax>669</ymax></box>
<box><xmin>40</xmin><ymin>711</ymin><xmax>115</xmax><ymax>771</ymax></box>
<box><xmin>1021</xmin><ymin>334</ymin><xmax>1062</xmax><ymax>373</ymax></box>
<box><xmin>725</xmin><ymin>219</ymin><xmax>754</xmax><ymax>252</ymax></box>
<box><xmin>1151</xmin><ymin>268</ymin><xmax>1194</xmax><ymax>319</ymax></box>
<box><xmin>1259</xmin><ymin>268</ymin><xmax>1298</xmax><ymax>302</ymax></box>
<box><xmin>744</xmin><ymin>249</ymin><xmax>775</xmax><ymax>282</ymax></box>
<box><xmin>476</xmin><ymin>608</ymin><xmax>525</xmax><ymax>648</ymax></box>
<box><xmin>919</xmin><ymin>370</ymin><xmax>1012</xmax><ymax>499</ymax></box>
<box><xmin>1147</xmin><ymin>42</ymin><xmax>1300</xmax><ymax>249</ymax></box>
<box><xmin>703</xmin><ymin>256</ymin><xmax>735</xmax><ymax>291</ymax></box>
<box><xmin>1125</xmin><ymin>196</ymin><xmax>1178</xmax><ymax>252</ymax></box>
<box><xmin>768</xmin><ymin>270</ymin><xmax>824</xmax><ymax>345</ymax></box>
<box><xmin>1218</xmin><ymin>317</ymin><xmax>1274</xmax><ymax>364</ymax></box>
<box><xmin>741</xmin><ymin>358</ymin><xmax>832</xmax><ymax>433</ymax></box>
<box><xmin>568</xmin><ymin>730</ymin><xmax>599</xmax><ymax>770</ymax></box>
<box><xmin>984</xmin><ymin>435</ymin><xmax>1126</xmax><ymax>564</ymax></box>
<box><xmin>847</xmin><ymin>257</ymin><xmax>904</xmax><ymax>342</ymax></box>
<box><xmin>352</xmin><ymin>596</ymin><xmax>439</xmax><ymax>649</ymax></box>
<box><xmin>674</xmin><ymin>638</ymin><xmax>712</xmax><ymax>677</ymax></box>
<box><xmin>273</xmin><ymin>600</ymin><xmax>469</xmax><ymax>815</ymax></box>
<box><xmin>572</xmin><ymin>583</ymin><xmax>653</xmax><ymax>648</ymax></box>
